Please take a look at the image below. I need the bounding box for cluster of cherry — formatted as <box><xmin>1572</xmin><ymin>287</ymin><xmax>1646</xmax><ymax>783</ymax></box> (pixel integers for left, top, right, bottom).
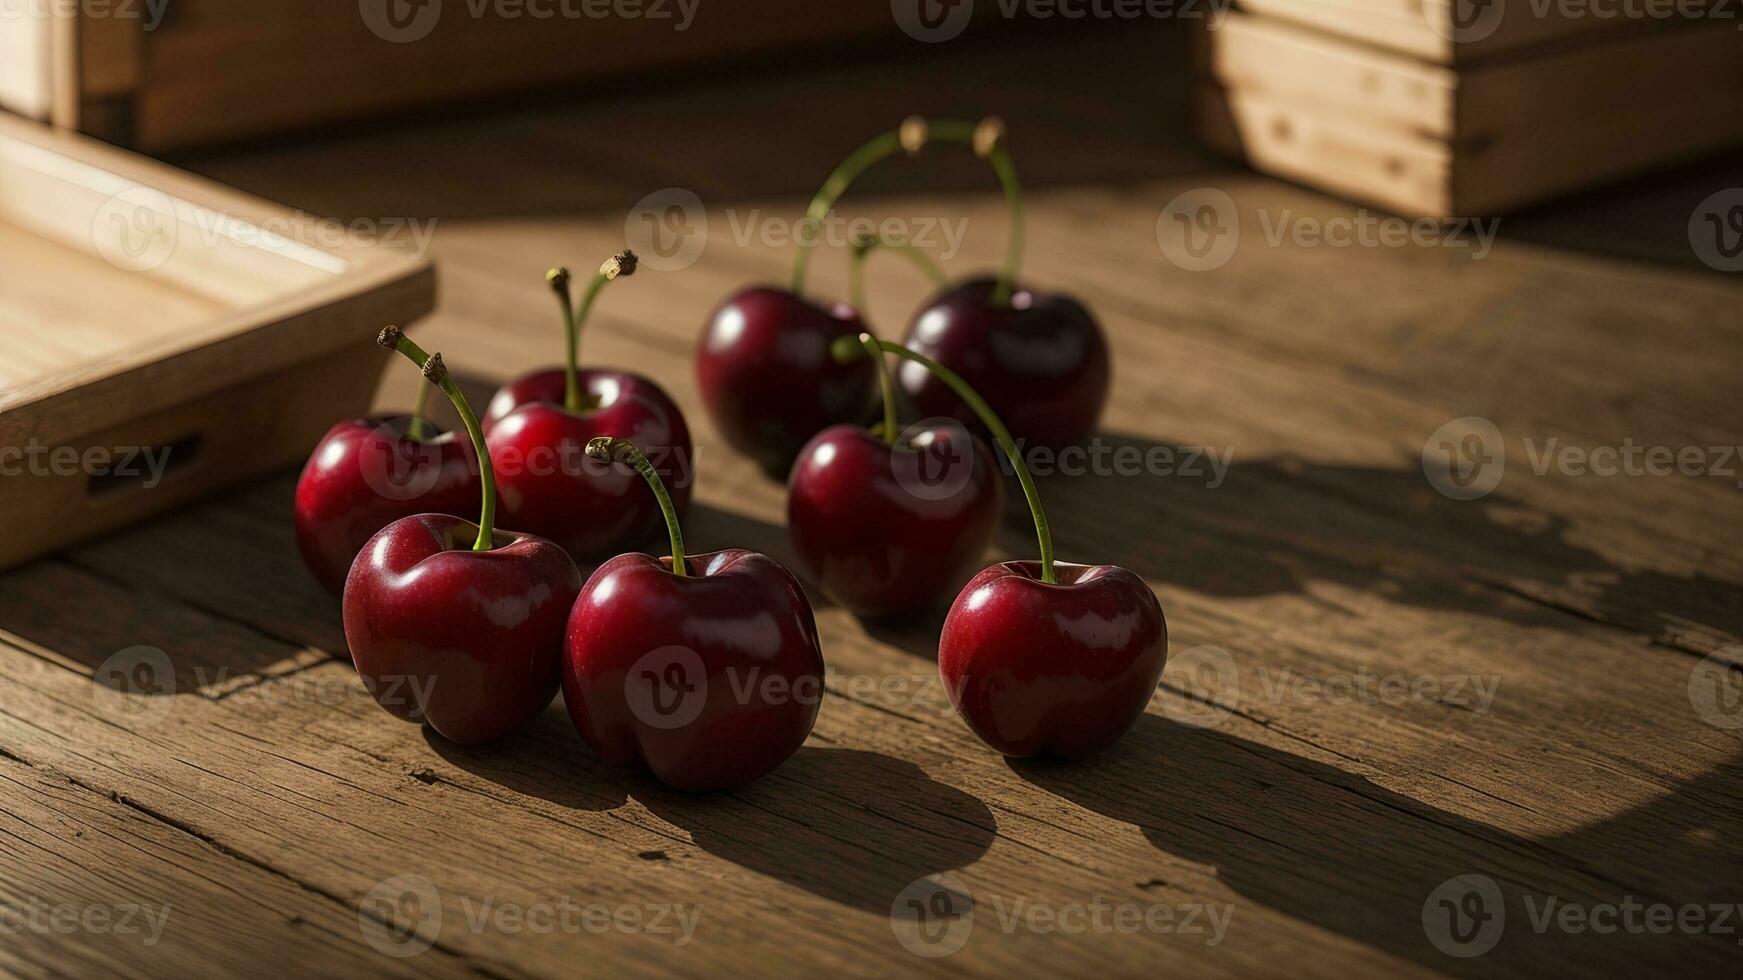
<box><xmin>293</xmin><ymin>117</ymin><xmax>1167</xmax><ymax>792</ymax></box>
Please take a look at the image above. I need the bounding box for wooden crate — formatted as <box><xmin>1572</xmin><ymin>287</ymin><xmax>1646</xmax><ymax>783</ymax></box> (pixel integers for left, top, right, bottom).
<box><xmin>1194</xmin><ymin>10</ymin><xmax>1743</xmax><ymax>217</ymax></box>
<box><xmin>0</xmin><ymin>113</ymin><xmax>434</xmax><ymax>570</ymax></box>
<box><xmin>0</xmin><ymin>1</ymin><xmax>904</xmax><ymax>152</ymax></box>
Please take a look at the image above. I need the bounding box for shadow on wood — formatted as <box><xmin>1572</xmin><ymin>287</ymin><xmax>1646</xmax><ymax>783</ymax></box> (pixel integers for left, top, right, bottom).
<box><xmin>1012</xmin><ymin>713</ymin><xmax>1743</xmax><ymax>977</ymax></box>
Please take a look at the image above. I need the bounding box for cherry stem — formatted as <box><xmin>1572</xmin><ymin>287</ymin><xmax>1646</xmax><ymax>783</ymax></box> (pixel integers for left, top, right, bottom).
<box><xmin>790</xmin><ymin>116</ymin><xmax>1024</xmax><ymax>306</ymax></box>
<box><xmin>857</xmin><ymin>332</ymin><xmax>898</xmax><ymax>445</ymax></box>
<box><xmin>848</xmin><ymin>232</ymin><xmax>948</xmax><ymax>314</ymax></box>
<box><xmin>551</xmin><ymin>251</ymin><xmax>638</xmax><ymax>415</ymax></box>
<box><xmin>378</xmin><ymin>327</ymin><xmax>496</xmax><ymax>552</ymax></box>
<box><xmin>833</xmin><ymin>333</ymin><xmax>1055</xmax><ymax>583</ymax></box>
<box><xmin>407</xmin><ymin>371</ymin><xmax>432</xmax><ymax>442</ymax></box>
<box><xmin>585</xmin><ymin>437</ymin><xmax>686</xmax><ymax>577</ymax></box>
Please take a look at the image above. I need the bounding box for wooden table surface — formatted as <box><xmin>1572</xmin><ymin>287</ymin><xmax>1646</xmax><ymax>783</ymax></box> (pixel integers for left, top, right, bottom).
<box><xmin>3</xmin><ymin>22</ymin><xmax>1740</xmax><ymax>980</ymax></box>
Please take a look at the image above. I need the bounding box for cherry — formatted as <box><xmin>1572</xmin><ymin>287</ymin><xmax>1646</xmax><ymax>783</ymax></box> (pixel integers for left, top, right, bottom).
<box><xmin>837</xmin><ymin>336</ymin><xmax>1166</xmax><ymax>758</ymax></box>
<box><xmin>563</xmin><ymin>437</ymin><xmax>825</xmax><ymax>791</ymax></box>
<box><xmin>483</xmin><ymin>253</ymin><xmax>694</xmax><ymax>561</ymax></box>
<box><xmin>293</xmin><ymin>371</ymin><xmax>481</xmax><ymax>596</ymax></box>
<box><xmin>696</xmin><ymin>287</ymin><xmax>872</xmax><ymax>476</ymax></box>
<box><xmin>787</xmin><ymin>333</ymin><xmax>1001</xmax><ymax>616</ymax></box>
<box><xmin>344</xmin><ymin>328</ymin><xmax>582</xmax><ymax>745</ymax></box>
<box><xmin>896</xmin><ymin>118</ymin><xmax>1110</xmax><ymax>451</ymax></box>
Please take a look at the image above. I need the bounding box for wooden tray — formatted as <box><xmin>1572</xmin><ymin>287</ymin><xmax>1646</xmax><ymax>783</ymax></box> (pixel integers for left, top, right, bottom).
<box><xmin>0</xmin><ymin>113</ymin><xmax>435</xmax><ymax>570</ymax></box>
<box><xmin>1194</xmin><ymin>12</ymin><xmax>1743</xmax><ymax>217</ymax></box>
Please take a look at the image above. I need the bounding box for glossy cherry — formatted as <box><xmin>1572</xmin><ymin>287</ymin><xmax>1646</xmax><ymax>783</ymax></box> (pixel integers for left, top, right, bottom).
<box><xmin>787</xmin><ymin>333</ymin><xmax>1001</xmax><ymax>616</ymax></box>
<box><xmin>941</xmin><ymin>561</ymin><xmax>1166</xmax><ymax>757</ymax></box>
<box><xmin>484</xmin><ymin>253</ymin><xmax>695</xmax><ymax>560</ymax></box>
<box><xmin>563</xmin><ymin>437</ymin><xmax>825</xmax><ymax>791</ymax></box>
<box><xmin>899</xmin><ymin>277</ymin><xmax>1109</xmax><ymax>450</ymax></box>
<box><xmin>696</xmin><ymin>287</ymin><xmax>872</xmax><ymax>476</ymax></box>
<box><xmin>896</xmin><ymin>118</ymin><xmax>1110</xmax><ymax>450</ymax></box>
<box><xmin>838</xmin><ymin>337</ymin><xmax>1166</xmax><ymax>758</ymax></box>
<box><xmin>344</xmin><ymin>329</ymin><xmax>582</xmax><ymax>745</ymax></box>
<box><xmin>294</xmin><ymin>388</ymin><xmax>481</xmax><ymax>596</ymax></box>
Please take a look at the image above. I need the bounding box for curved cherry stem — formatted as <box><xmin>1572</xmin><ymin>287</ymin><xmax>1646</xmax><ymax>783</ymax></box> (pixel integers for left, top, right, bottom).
<box><xmin>378</xmin><ymin>326</ymin><xmax>496</xmax><ymax>552</ymax></box>
<box><xmin>857</xmin><ymin>332</ymin><xmax>898</xmax><ymax>445</ymax></box>
<box><xmin>586</xmin><ymin>437</ymin><xmax>686</xmax><ymax>577</ymax></box>
<box><xmin>791</xmin><ymin>116</ymin><xmax>1023</xmax><ymax>305</ymax></box>
<box><xmin>551</xmin><ymin>251</ymin><xmax>638</xmax><ymax>414</ymax></box>
<box><xmin>833</xmin><ymin>333</ymin><xmax>1054</xmax><ymax>583</ymax></box>
<box><xmin>407</xmin><ymin>372</ymin><xmax>432</xmax><ymax>442</ymax></box>
<box><xmin>848</xmin><ymin>232</ymin><xmax>948</xmax><ymax>314</ymax></box>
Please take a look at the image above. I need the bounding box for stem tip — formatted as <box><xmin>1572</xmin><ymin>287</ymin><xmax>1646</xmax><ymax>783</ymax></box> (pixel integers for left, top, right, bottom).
<box><xmin>973</xmin><ymin>116</ymin><xmax>1006</xmax><ymax>159</ymax></box>
<box><xmin>547</xmin><ymin>267</ymin><xmax>571</xmax><ymax>291</ymax></box>
<box><xmin>421</xmin><ymin>352</ymin><xmax>448</xmax><ymax>384</ymax></box>
<box><xmin>899</xmin><ymin>115</ymin><xmax>929</xmax><ymax>156</ymax></box>
<box><xmin>376</xmin><ymin>325</ymin><xmax>403</xmax><ymax>350</ymax></box>
<box><xmin>601</xmin><ymin>250</ymin><xmax>638</xmax><ymax>280</ymax></box>
<box><xmin>584</xmin><ymin>436</ymin><xmax>619</xmax><ymax>463</ymax></box>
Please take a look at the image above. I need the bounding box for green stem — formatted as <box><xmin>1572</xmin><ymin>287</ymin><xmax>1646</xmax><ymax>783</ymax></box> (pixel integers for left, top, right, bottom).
<box><xmin>984</xmin><ymin>144</ymin><xmax>1024</xmax><ymax>306</ymax></box>
<box><xmin>547</xmin><ymin>267</ymin><xmax>580</xmax><ymax>413</ymax></box>
<box><xmin>551</xmin><ymin>251</ymin><xmax>638</xmax><ymax>414</ymax></box>
<box><xmin>858</xmin><ymin>332</ymin><xmax>898</xmax><ymax>444</ymax></box>
<box><xmin>377</xmin><ymin>326</ymin><xmax>496</xmax><ymax>553</ymax></box>
<box><xmin>585</xmin><ymin>437</ymin><xmax>686</xmax><ymax>576</ymax></box>
<box><xmin>849</xmin><ymin>233</ymin><xmax>948</xmax><ymax>313</ymax></box>
<box><xmin>834</xmin><ymin>333</ymin><xmax>1054</xmax><ymax>583</ymax></box>
<box><xmin>789</xmin><ymin>116</ymin><xmax>1023</xmax><ymax>306</ymax></box>
<box><xmin>407</xmin><ymin>372</ymin><xmax>432</xmax><ymax>442</ymax></box>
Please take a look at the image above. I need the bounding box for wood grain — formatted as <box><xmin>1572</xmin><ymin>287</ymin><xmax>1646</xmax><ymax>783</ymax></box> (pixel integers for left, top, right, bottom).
<box><xmin>1</xmin><ymin>20</ymin><xmax>1739</xmax><ymax>980</ymax></box>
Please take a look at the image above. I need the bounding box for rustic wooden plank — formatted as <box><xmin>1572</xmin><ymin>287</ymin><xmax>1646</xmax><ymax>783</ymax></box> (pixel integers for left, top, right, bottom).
<box><xmin>0</xmin><ymin>753</ymin><xmax>478</xmax><ymax>979</ymax></box>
